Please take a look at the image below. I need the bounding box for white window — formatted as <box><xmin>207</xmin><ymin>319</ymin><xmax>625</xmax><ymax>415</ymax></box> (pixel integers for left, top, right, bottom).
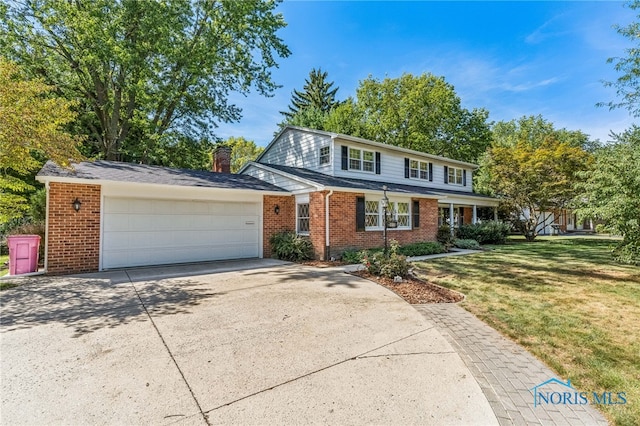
<box><xmin>349</xmin><ymin>147</ymin><xmax>375</xmax><ymax>172</ymax></box>
<box><xmin>364</xmin><ymin>198</ymin><xmax>411</xmax><ymax>230</ymax></box>
<box><xmin>365</xmin><ymin>200</ymin><xmax>379</xmax><ymax>227</ymax></box>
<box><xmin>297</xmin><ymin>203</ymin><xmax>310</xmax><ymax>235</ymax></box>
<box><xmin>319</xmin><ymin>146</ymin><xmax>330</xmax><ymax>165</ymax></box>
<box><xmin>410</xmin><ymin>159</ymin><xmax>430</xmax><ymax>180</ymax></box>
<box><xmin>448</xmin><ymin>167</ymin><xmax>464</xmax><ymax>185</ymax></box>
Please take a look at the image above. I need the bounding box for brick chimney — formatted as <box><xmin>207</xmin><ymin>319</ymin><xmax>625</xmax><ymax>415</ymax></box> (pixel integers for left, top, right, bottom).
<box><xmin>213</xmin><ymin>145</ymin><xmax>232</xmax><ymax>173</ymax></box>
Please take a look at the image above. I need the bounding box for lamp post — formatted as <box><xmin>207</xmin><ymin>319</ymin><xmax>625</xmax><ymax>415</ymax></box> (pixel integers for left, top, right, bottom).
<box><xmin>381</xmin><ymin>185</ymin><xmax>389</xmax><ymax>257</ymax></box>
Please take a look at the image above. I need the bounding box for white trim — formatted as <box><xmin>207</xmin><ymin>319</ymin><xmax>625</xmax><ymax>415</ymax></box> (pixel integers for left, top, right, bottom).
<box><xmin>99</xmin><ymin>192</ymin><xmax>105</xmax><ymax>271</ymax></box>
<box><xmin>43</xmin><ymin>182</ymin><xmax>50</xmax><ymax>273</ymax></box>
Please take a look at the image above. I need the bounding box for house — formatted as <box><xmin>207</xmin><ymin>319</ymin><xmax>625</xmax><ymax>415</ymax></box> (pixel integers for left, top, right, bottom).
<box><xmin>36</xmin><ymin>126</ymin><xmax>498</xmax><ymax>275</ymax></box>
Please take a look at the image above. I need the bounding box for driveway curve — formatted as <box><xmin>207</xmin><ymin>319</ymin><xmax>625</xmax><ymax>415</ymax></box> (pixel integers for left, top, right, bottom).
<box><xmin>1</xmin><ymin>260</ymin><xmax>496</xmax><ymax>425</ymax></box>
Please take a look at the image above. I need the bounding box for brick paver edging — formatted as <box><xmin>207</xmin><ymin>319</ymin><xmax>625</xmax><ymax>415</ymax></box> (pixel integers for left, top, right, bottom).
<box><xmin>414</xmin><ymin>304</ymin><xmax>609</xmax><ymax>426</ymax></box>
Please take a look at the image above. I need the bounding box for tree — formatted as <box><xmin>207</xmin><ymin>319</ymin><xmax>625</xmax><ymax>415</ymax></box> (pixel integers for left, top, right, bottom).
<box><xmin>0</xmin><ymin>59</ymin><xmax>83</xmax><ymax>222</ymax></box>
<box><xmin>223</xmin><ymin>137</ymin><xmax>264</xmax><ymax>173</ymax></box>
<box><xmin>483</xmin><ymin>135</ymin><xmax>592</xmax><ymax>241</ymax></box>
<box><xmin>598</xmin><ymin>1</ymin><xmax>640</xmax><ymax>117</ymax></box>
<box><xmin>336</xmin><ymin>73</ymin><xmax>491</xmax><ymax>163</ymax></box>
<box><xmin>1</xmin><ymin>0</ymin><xmax>290</xmax><ymax>161</ymax></box>
<box><xmin>574</xmin><ymin>126</ymin><xmax>640</xmax><ymax>264</ymax></box>
<box><xmin>281</xmin><ymin>68</ymin><xmax>340</xmax><ymax>120</ymax></box>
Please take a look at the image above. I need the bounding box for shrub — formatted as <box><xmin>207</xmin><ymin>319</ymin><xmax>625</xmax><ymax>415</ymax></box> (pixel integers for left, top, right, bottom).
<box><xmin>456</xmin><ymin>221</ymin><xmax>510</xmax><ymax>244</ymax></box>
<box><xmin>612</xmin><ymin>230</ymin><xmax>640</xmax><ymax>266</ymax></box>
<box><xmin>269</xmin><ymin>231</ymin><xmax>314</xmax><ymax>262</ymax></box>
<box><xmin>437</xmin><ymin>225</ymin><xmax>453</xmax><ymax>246</ymax></box>
<box><xmin>341</xmin><ymin>249</ymin><xmax>363</xmax><ymax>264</ymax></box>
<box><xmin>454</xmin><ymin>239</ymin><xmax>481</xmax><ymax>250</ymax></box>
<box><xmin>362</xmin><ymin>239</ymin><xmax>410</xmax><ymax>278</ymax></box>
<box><xmin>398</xmin><ymin>241</ymin><xmax>446</xmax><ymax>256</ymax></box>
<box><xmin>595</xmin><ymin>223</ymin><xmax>608</xmax><ymax>234</ymax></box>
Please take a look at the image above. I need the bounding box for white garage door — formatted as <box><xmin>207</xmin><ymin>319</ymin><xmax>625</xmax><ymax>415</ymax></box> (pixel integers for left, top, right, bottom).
<box><xmin>102</xmin><ymin>198</ymin><xmax>260</xmax><ymax>269</ymax></box>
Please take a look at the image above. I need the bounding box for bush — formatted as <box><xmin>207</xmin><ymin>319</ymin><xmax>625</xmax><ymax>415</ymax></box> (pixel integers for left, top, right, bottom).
<box><xmin>612</xmin><ymin>230</ymin><xmax>640</xmax><ymax>266</ymax></box>
<box><xmin>341</xmin><ymin>249</ymin><xmax>363</xmax><ymax>264</ymax></box>
<box><xmin>398</xmin><ymin>241</ymin><xmax>446</xmax><ymax>256</ymax></box>
<box><xmin>362</xmin><ymin>240</ymin><xmax>410</xmax><ymax>278</ymax></box>
<box><xmin>456</xmin><ymin>221</ymin><xmax>510</xmax><ymax>244</ymax></box>
<box><xmin>595</xmin><ymin>223</ymin><xmax>608</xmax><ymax>234</ymax></box>
<box><xmin>269</xmin><ymin>231</ymin><xmax>314</xmax><ymax>262</ymax></box>
<box><xmin>437</xmin><ymin>225</ymin><xmax>453</xmax><ymax>246</ymax></box>
<box><xmin>453</xmin><ymin>239</ymin><xmax>480</xmax><ymax>250</ymax></box>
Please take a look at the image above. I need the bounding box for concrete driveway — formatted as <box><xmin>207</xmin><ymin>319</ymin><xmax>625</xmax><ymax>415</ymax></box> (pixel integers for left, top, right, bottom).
<box><xmin>1</xmin><ymin>259</ymin><xmax>497</xmax><ymax>425</ymax></box>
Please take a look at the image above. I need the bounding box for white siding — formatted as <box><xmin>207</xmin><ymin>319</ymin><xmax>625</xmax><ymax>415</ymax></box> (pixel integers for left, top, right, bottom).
<box><xmin>332</xmin><ymin>140</ymin><xmax>474</xmax><ymax>193</ymax></box>
<box><xmin>243</xmin><ymin>164</ymin><xmax>316</xmax><ymax>192</ymax></box>
<box><xmin>260</xmin><ymin>128</ymin><xmax>334</xmax><ymax>172</ymax></box>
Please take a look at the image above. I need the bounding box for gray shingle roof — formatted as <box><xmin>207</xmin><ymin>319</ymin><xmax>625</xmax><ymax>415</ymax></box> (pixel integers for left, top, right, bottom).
<box><xmin>262</xmin><ymin>164</ymin><xmax>496</xmax><ymax>199</ymax></box>
<box><xmin>38</xmin><ymin>160</ymin><xmax>287</xmax><ymax>192</ymax></box>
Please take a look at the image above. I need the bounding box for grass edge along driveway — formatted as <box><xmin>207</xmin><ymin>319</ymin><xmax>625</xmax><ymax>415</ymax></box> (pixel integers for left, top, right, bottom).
<box><xmin>414</xmin><ymin>237</ymin><xmax>639</xmax><ymax>426</ymax></box>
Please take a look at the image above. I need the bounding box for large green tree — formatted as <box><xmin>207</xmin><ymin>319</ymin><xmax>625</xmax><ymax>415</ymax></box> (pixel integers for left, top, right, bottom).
<box><xmin>0</xmin><ymin>59</ymin><xmax>83</xmax><ymax>222</ymax></box>
<box><xmin>575</xmin><ymin>126</ymin><xmax>640</xmax><ymax>264</ymax></box>
<box><xmin>598</xmin><ymin>0</ymin><xmax>640</xmax><ymax>117</ymax></box>
<box><xmin>281</xmin><ymin>68</ymin><xmax>340</xmax><ymax>121</ymax></box>
<box><xmin>479</xmin><ymin>116</ymin><xmax>593</xmax><ymax>241</ymax></box>
<box><xmin>324</xmin><ymin>73</ymin><xmax>491</xmax><ymax>163</ymax></box>
<box><xmin>1</xmin><ymin>0</ymin><xmax>290</xmax><ymax>162</ymax></box>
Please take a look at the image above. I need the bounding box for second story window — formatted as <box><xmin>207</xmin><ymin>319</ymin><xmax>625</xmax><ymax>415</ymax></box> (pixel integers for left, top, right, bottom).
<box><xmin>409</xmin><ymin>160</ymin><xmax>430</xmax><ymax>180</ymax></box>
<box><xmin>349</xmin><ymin>147</ymin><xmax>375</xmax><ymax>172</ymax></box>
<box><xmin>448</xmin><ymin>167</ymin><xmax>464</xmax><ymax>185</ymax></box>
<box><xmin>319</xmin><ymin>146</ymin><xmax>330</xmax><ymax>165</ymax></box>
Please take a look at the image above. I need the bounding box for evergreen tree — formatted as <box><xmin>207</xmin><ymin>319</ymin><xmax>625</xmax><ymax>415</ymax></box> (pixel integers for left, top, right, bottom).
<box><xmin>281</xmin><ymin>68</ymin><xmax>340</xmax><ymax>120</ymax></box>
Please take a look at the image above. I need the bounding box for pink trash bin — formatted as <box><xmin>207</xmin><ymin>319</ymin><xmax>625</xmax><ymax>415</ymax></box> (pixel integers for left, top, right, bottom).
<box><xmin>8</xmin><ymin>235</ymin><xmax>41</xmax><ymax>275</ymax></box>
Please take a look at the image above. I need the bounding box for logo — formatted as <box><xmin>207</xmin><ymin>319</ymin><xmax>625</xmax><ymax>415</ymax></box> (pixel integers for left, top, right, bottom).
<box><xmin>530</xmin><ymin>378</ymin><xmax>627</xmax><ymax>408</ymax></box>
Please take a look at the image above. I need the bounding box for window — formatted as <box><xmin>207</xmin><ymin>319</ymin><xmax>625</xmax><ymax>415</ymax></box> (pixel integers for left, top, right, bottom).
<box><xmin>349</xmin><ymin>147</ymin><xmax>375</xmax><ymax>172</ymax></box>
<box><xmin>409</xmin><ymin>159</ymin><xmax>430</xmax><ymax>180</ymax></box>
<box><xmin>365</xmin><ymin>201</ymin><xmax>379</xmax><ymax>227</ymax></box>
<box><xmin>297</xmin><ymin>203</ymin><xmax>309</xmax><ymax>235</ymax></box>
<box><xmin>319</xmin><ymin>146</ymin><xmax>330</xmax><ymax>165</ymax></box>
<box><xmin>448</xmin><ymin>167</ymin><xmax>464</xmax><ymax>185</ymax></box>
<box><xmin>363</xmin><ymin>198</ymin><xmax>411</xmax><ymax>230</ymax></box>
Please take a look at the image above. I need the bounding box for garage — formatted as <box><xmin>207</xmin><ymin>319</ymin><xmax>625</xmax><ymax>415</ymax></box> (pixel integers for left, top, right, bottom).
<box><xmin>102</xmin><ymin>198</ymin><xmax>260</xmax><ymax>269</ymax></box>
<box><xmin>36</xmin><ymin>160</ymin><xmax>288</xmax><ymax>275</ymax></box>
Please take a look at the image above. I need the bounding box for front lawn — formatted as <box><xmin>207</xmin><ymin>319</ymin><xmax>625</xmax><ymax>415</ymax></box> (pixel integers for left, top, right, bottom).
<box><xmin>413</xmin><ymin>237</ymin><xmax>640</xmax><ymax>426</ymax></box>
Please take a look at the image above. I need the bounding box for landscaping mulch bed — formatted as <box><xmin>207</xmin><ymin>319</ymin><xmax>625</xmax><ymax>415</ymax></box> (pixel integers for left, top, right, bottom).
<box><xmin>351</xmin><ymin>270</ymin><xmax>464</xmax><ymax>304</ymax></box>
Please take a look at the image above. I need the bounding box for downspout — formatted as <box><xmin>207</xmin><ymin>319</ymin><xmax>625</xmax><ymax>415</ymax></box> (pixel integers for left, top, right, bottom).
<box><xmin>43</xmin><ymin>181</ymin><xmax>50</xmax><ymax>273</ymax></box>
<box><xmin>325</xmin><ymin>189</ymin><xmax>334</xmax><ymax>260</ymax></box>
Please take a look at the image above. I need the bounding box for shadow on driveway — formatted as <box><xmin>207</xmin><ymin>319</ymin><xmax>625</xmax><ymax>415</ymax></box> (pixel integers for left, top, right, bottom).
<box><xmin>0</xmin><ymin>276</ymin><xmax>220</xmax><ymax>337</ymax></box>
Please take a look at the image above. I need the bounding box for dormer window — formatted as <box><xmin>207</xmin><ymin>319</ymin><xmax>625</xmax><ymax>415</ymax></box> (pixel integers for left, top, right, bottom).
<box><xmin>319</xmin><ymin>146</ymin><xmax>330</xmax><ymax>165</ymax></box>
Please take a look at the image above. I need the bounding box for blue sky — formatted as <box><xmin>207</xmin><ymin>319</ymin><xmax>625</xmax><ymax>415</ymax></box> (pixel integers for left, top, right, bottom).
<box><xmin>215</xmin><ymin>1</ymin><xmax>637</xmax><ymax>148</ymax></box>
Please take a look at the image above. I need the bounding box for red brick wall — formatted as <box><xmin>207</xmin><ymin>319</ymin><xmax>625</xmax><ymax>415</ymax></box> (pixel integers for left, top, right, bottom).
<box><xmin>309</xmin><ymin>191</ymin><xmax>327</xmax><ymax>259</ymax></box>
<box><xmin>322</xmin><ymin>191</ymin><xmax>438</xmax><ymax>259</ymax></box>
<box><xmin>263</xmin><ymin>195</ymin><xmax>295</xmax><ymax>258</ymax></box>
<box><xmin>47</xmin><ymin>182</ymin><xmax>101</xmax><ymax>275</ymax></box>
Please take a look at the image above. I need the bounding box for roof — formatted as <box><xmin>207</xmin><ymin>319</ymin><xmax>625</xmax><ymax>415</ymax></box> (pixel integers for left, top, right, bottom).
<box><xmin>257</xmin><ymin>163</ymin><xmax>497</xmax><ymax>200</ymax></box>
<box><xmin>37</xmin><ymin>160</ymin><xmax>287</xmax><ymax>192</ymax></box>
<box><xmin>256</xmin><ymin>126</ymin><xmax>479</xmax><ymax>169</ymax></box>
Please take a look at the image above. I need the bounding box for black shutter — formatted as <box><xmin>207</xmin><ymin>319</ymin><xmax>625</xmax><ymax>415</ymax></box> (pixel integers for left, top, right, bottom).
<box><xmin>444</xmin><ymin>166</ymin><xmax>449</xmax><ymax>184</ymax></box>
<box><xmin>375</xmin><ymin>152</ymin><xmax>381</xmax><ymax>174</ymax></box>
<box><xmin>404</xmin><ymin>158</ymin><xmax>410</xmax><ymax>178</ymax></box>
<box><xmin>341</xmin><ymin>146</ymin><xmax>348</xmax><ymax>170</ymax></box>
<box><xmin>463</xmin><ymin>169</ymin><xmax>467</xmax><ymax>186</ymax></box>
<box><xmin>428</xmin><ymin>163</ymin><xmax>433</xmax><ymax>182</ymax></box>
<box><xmin>356</xmin><ymin>197</ymin><xmax>365</xmax><ymax>231</ymax></box>
<box><xmin>413</xmin><ymin>200</ymin><xmax>420</xmax><ymax>228</ymax></box>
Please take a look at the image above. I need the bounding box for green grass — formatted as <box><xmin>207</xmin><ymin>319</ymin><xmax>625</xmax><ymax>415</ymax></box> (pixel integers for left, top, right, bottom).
<box><xmin>414</xmin><ymin>237</ymin><xmax>640</xmax><ymax>426</ymax></box>
<box><xmin>0</xmin><ymin>254</ymin><xmax>8</xmax><ymax>277</ymax></box>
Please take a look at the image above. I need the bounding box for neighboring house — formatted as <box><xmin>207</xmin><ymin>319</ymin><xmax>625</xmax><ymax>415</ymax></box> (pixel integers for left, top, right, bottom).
<box><xmin>36</xmin><ymin>126</ymin><xmax>498</xmax><ymax>275</ymax></box>
<box><xmin>521</xmin><ymin>207</ymin><xmax>593</xmax><ymax>236</ymax></box>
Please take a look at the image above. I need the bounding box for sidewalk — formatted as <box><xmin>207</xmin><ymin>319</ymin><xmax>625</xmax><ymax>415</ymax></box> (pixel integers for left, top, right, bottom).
<box><xmin>414</xmin><ymin>304</ymin><xmax>609</xmax><ymax>425</ymax></box>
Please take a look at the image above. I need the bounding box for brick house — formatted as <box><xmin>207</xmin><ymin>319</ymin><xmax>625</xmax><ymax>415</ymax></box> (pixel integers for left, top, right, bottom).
<box><xmin>36</xmin><ymin>126</ymin><xmax>498</xmax><ymax>274</ymax></box>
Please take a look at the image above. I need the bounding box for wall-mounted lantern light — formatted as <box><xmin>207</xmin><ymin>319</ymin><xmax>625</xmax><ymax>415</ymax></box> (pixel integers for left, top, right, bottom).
<box><xmin>72</xmin><ymin>198</ymin><xmax>82</xmax><ymax>212</ymax></box>
<box><xmin>274</xmin><ymin>205</ymin><xmax>280</xmax><ymax>215</ymax></box>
